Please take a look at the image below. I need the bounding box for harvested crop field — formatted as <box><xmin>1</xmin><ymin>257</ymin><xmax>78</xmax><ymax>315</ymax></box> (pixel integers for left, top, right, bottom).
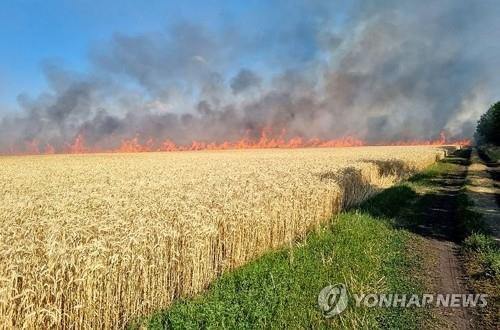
<box><xmin>0</xmin><ymin>146</ymin><xmax>450</xmax><ymax>328</ymax></box>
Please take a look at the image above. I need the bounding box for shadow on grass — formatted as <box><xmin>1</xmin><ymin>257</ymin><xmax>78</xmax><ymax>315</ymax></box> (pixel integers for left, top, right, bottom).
<box><xmin>360</xmin><ymin>148</ymin><xmax>474</xmax><ymax>243</ymax></box>
<box><xmin>359</xmin><ymin>185</ymin><xmax>417</xmax><ymax>219</ymax></box>
<box><xmin>477</xmin><ymin>147</ymin><xmax>500</xmax><ymax>168</ymax></box>
<box><xmin>322</xmin><ymin>148</ymin><xmax>474</xmax><ymax>242</ymax></box>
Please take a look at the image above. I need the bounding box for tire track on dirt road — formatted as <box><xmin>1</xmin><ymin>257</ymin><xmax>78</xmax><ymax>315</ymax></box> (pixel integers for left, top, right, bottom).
<box><xmin>409</xmin><ymin>149</ymin><xmax>474</xmax><ymax>329</ymax></box>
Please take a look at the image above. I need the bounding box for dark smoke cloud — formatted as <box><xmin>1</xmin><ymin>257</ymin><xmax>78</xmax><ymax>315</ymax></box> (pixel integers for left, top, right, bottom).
<box><xmin>1</xmin><ymin>0</ymin><xmax>499</xmax><ymax>152</ymax></box>
<box><xmin>230</xmin><ymin>69</ymin><xmax>261</xmax><ymax>95</ymax></box>
<box><xmin>92</xmin><ymin>22</ymin><xmax>225</xmax><ymax>99</ymax></box>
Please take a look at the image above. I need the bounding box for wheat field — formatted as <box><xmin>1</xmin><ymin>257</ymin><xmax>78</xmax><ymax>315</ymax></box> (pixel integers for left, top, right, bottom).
<box><xmin>0</xmin><ymin>146</ymin><xmax>450</xmax><ymax>329</ymax></box>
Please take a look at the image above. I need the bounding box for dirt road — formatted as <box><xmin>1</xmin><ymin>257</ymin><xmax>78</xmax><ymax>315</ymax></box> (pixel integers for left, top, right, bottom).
<box><xmin>410</xmin><ymin>150</ymin><xmax>473</xmax><ymax>329</ymax></box>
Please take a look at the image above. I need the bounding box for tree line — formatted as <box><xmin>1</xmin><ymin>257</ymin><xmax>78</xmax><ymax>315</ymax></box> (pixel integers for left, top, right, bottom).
<box><xmin>475</xmin><ymin>101</ymin><xmax>500</xmax><ymax>145</ymax></box>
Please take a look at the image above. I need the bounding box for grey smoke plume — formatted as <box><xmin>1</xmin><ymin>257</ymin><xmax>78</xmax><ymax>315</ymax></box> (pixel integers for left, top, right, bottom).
<box><xmin>1</xmin><ymin>0</ymin><xmax>499</xmax><ymax>152</ymax></box>
<box><xmin>231</xmin><ymin>69</ymin><xmax>261</xmax><ymax>94</ymax></box>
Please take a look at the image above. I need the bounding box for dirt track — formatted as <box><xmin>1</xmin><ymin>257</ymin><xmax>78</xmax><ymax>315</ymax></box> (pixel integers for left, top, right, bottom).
<box><xmin>412</xmin><ymin>150</ymin><xmax>473</xmax><ymax>329</ymax></box>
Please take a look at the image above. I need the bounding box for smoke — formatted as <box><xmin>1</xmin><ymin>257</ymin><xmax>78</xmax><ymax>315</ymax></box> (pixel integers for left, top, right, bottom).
<box><xmin>230</xmin><ymin>69</ymin><xmax>261</xmax><ymax>95</ymax></box>
<box><xmin>1</xmin><ymin>0</ymin><xmax>499</xmax><ymax>152</ymax></box>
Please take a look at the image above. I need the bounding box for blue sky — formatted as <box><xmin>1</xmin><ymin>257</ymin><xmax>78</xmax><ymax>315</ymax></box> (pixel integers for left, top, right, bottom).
<box><xmin>0</xmin><ymin>1</ymin><xmax>346</xmax><ymax>113</ymax></box>
<box><xmin>0</xmin><ymin>0</ymin><xmax>232</xmax><ymax>110</ymax></box>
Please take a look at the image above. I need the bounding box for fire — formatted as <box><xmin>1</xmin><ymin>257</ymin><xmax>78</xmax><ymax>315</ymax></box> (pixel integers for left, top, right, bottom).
<box><xmin>382</xmin><ymin>132</ymin><xmax>471</xmax><ymax>147</ymax></box>
<box><xmin>1</xmin><ymin>130</ymin><xmax>471</xmax><ymax>156</ymax></box>
<box><xmin>24</xmin><ymin>140</ymin><xmax>40</xmax><ymax>154</ymax></box>
<box><xmin>65</xmin><ymin>134</ymin><xmax>88</xmax><ymax>154</ymax></box>
<box><xmin>45</xmin><ymin>144</ymin><xmax>56</xmax><ymax>154</ymax></box>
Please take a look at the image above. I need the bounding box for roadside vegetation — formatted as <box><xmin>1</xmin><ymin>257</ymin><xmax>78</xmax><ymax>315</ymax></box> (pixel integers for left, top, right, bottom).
<box><xmin>462</xmin><ymin>231</ymin><xmax>499</xmax><ymax>328</ymax></box>
<box><xmin>460</xmin><ymin>181</ymin><xmax>499</xmax><ymax>327</ymax></box>
<box><xmin>465</xmin><ymin>101</ymin><xmax>500</xmax><ymax>327</ymax></box>
<box><xmin>478</xmin><ymin>146</ymin><xmax>500</xmax><ymax>164</ymax></box>
<box><xmin>136</xmin><ymin>148</ymin><xmax>492</xmax><ymax>329</ymax></box>
<box><xmin>475</xmin><ymin>100</ymin><xmax>500</xmax><ymax>163</ymax></box>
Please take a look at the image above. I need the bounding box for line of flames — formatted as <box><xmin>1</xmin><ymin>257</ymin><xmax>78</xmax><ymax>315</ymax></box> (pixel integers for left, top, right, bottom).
<box><xmin>4</xmin><ymin>131</ymin><xmax>470</xmax><ymax>156</ymax></box>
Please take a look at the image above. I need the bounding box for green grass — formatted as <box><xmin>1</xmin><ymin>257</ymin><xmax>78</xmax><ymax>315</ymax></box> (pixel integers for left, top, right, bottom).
<box><xmin>407</xmin><ymin>161</ymin><xmax>464</xmax><ymax>191</ymax></box>
<box><xmin>458</xmin><ymin>194</ymin><xmax>500</xmax><ymax>328</ymax></box>
<box><xmin>133</xmin><ymin>149</ymin><xmax>476</xmax><ymax>329</ymax></box>
<box><xmin>463</xmin><ymin>234</ymin><xmax>500</xmax><ymax>279</ymax></box>
<box><xmin>461</xmin><ymin>231</ymin><xmax>500</xmax><ymax>328</ymax></box>
<box><xmin>478</xmin><ymin>145</ymin><xmax>500</xmax><ymax>163</ymax></box>
<box><xmin>359</xmin><ymin>185</ymin><xmax>417</xmax><ymax>219</ymax></box>
<box><xmin>485</xmin><ymin>146</ymin><xmax>500</xmax><ymax>162</ymax></box>
<box><xmin>457</xmin><ymin>175</ymin><xmax>499</xmax><ymax>283</ymax></box>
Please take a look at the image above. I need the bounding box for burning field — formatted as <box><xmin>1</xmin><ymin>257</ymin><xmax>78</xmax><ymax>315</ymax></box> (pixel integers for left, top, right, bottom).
<box><xmin>2</xmin><ymin>0</ymin><xmax>500</xmax><ymax>328</ymax></box>
<box><xmin>0</xmin><ymin>146</ymin><xmax>450</xmax><ymax>328</ymax></box>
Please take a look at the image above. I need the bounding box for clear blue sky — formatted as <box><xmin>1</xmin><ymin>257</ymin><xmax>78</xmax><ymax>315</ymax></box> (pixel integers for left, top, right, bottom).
<box><xmin>0</xmin><ymin>1</ymin><xmax>346</xmax><ymax>113</ymax></box>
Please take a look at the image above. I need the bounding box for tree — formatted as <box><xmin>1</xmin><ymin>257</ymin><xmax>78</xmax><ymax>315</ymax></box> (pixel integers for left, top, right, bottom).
<box><xmin>475</xmin><ymin>101</ymin><xmax>500</xmax><ymax>145</ymax></box>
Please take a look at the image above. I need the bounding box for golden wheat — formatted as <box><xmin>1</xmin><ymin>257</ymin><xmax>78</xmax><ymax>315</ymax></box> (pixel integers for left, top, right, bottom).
<box><xmin>0</xmin><ymin>146</ymin><xmax>450</xmax><ymax>329</ymax></box>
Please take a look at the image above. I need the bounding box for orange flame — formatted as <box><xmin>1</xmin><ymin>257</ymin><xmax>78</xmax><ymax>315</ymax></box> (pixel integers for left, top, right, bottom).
<box><xmin>45</xmin><ymin>144</ymin><xmax>56</xmax><ymax>154</ymax></box>
<box><xmin>1</xmin><ymin>129</ymin><xmax>471</xmax><ymax>156</ymax></box>
<box><xmin>381</xmin><ymin>131</ymin><xmax>471</xmax><ymax>147</ymax></box>
<box><xmin>24</xmin><ymin>140</ymin><xmax>40</xmax><ymax>154</ymax></box>
<box><xmin>65</xmin><ymin>134</ymin><xmax>88</xmax><ymax>154</ymax></box>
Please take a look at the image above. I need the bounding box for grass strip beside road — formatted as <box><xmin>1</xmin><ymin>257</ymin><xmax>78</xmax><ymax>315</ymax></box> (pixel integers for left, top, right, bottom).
<box><xmin>478</xmin><ymin>145</ymin><xmax>500</xmax><ymax>163</ymax></box>
<box><xmin>459</xmin><ymin>192</ymin><xmax>500</xmax><ymax>328</ymax></box>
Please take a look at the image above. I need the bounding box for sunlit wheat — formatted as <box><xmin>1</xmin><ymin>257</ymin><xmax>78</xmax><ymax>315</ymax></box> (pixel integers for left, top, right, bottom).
<box><xmin>0</xmin><ymin>146</ymin><xmax>450</xmax><ymax>328</ymax></box>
